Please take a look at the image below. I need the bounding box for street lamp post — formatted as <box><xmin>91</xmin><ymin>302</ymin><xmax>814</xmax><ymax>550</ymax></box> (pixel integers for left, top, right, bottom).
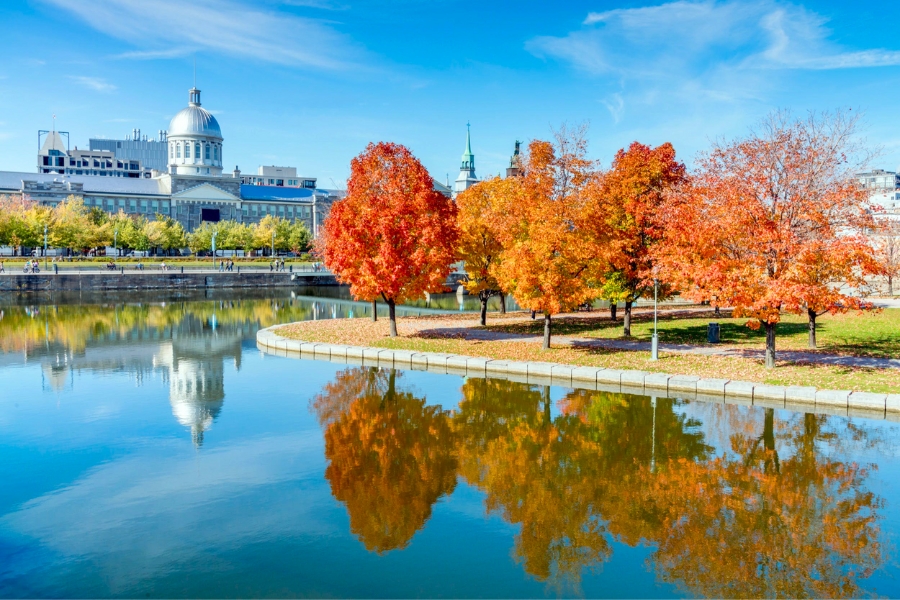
<box><xmin>651</xmin><ymin>277</ymin><xmax>659</xmax><ymax>361</ymax></box>
<box><xmin>43</xmin><ymin>224</ymin><xmax>48</xmax><ymax>271</ymax></box>
<box><xmin>211</xmin><ymin>231</ymin><xmax>218</xmax><ymax>269</ymax></box>
<box><xmin>114</xmin><ymin>230</ymin><xmax>118</xmax><ymax>259</ymax></box>
<box><xmin>271</xmin><ymin>231</ymin><xmax>275</xmax><ymax>258</ymax></box>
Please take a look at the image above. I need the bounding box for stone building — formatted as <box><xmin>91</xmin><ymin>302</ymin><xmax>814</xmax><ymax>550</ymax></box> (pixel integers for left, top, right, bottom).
<box><xmin>1</xmin><ymin>87</ymin><xmax>339</xmax><ymax>234</ymax></box>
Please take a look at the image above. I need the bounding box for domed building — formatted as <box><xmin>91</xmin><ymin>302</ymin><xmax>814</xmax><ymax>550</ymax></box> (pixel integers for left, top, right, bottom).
<box><xmin>167</xmin><ymin>88</ymin><xmax>224</xmax><ymax>176</ymax></box>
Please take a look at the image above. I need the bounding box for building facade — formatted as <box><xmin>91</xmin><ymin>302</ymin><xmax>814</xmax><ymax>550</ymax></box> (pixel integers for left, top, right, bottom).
<box><xmin>241</xmin><ymin>166</ymin><xmax>316</xmax><ymax>189</ymax></box>
<box><xmin>4</xmin><ymin>87</ymin><xmax>340</xmax><ymax>235</ymax></box>
<box><xmin>89</xmin><ymin>129</ymin><xmax>168</xmax><ymax>172</ymax></box>
<box><xmin>858</xmin><ymin>169</ymin><xmax>900</xmax><ymax>222</ymax></box>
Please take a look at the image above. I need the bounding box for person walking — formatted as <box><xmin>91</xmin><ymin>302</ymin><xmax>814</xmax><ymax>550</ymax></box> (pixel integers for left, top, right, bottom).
<box><xmin>0</xmin><ymin>261</ymin><xmax>4</xmax><ymax>273</ymax></box>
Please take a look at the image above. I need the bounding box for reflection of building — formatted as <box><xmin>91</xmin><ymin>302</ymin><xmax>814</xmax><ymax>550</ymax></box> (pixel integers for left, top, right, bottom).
<box><xmin>20</xmin><ymin>310</ymin><xmax>244</xmax><ymax>447</ymax></box>
<box><xmin>153</xmin><ymin>321</ymin><xmax>243</xmax><ymax>447</ymax></box>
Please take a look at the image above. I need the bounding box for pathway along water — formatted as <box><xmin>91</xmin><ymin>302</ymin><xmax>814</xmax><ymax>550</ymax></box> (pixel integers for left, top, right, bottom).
<box><xmin>0</xmin><ymin>287</ymin><xmax>898</xmax><ymax>598</ymax></box>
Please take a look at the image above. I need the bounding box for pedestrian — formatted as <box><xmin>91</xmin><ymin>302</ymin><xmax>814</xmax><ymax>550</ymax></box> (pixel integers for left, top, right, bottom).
<box><xmin>280</xmin><ymin>258</ymin><xmax>285</xmax><ymax>272</ymax></box>
<box><xmin>0</xmin><ymin>261</ymin><xmax>4</xmax><ymax>273</ymax></box>
<box><xmin>531</xmin><ymin>309</ymin><xmax>536</xmax><ymax>320</ymax></box>
<box><xmin>270</xmin><ymin>260</ymin><xmax>274</xmax><ymax>273</ymax></box>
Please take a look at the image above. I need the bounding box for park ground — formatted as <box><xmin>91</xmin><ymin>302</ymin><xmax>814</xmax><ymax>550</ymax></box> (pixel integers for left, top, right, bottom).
<box><xmin>277</xmin><ymin>307</ymin><xmax>900</xmax><ymax>394</ymax></box>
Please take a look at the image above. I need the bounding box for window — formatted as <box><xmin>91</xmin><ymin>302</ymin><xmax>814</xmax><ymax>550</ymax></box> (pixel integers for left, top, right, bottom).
<box><xmin>140</xmin><ymin>200</ymin><xmax>148</xmax><ymax>212</ymax></box>
<box><xmin>185</xmin><ymin>144</ymin><xmax>191</xmax><ymax>159</ymax></box>
<box><xmin>176</xmin><ymin>144</ymin><xmax>181</xmax><ymax>159</ymax></box>
<box><xmin>268</xmin><ymin>179</ymin><xmax>274</xmax><ymax>184</ymax></box>
<box><xmin>277</xmin><ymin>205</ymin><xmax>285</xmax><ymax>215</ymax></box>
<box><xmin>151</xmin><ymin>200</ymin><xmax>159</xmax><ymax>212</ymax></box>
<box><xmin>213</xmin><ymin>146</ymin><xmax>218</xmax><ymax>160</ymax></box>
<box><xmin>170</xmin><ymin>144</ymin><xmax>174</xmax><ymax>159</ymax></box>
<box><xmin>205</xmin><ymin>144</ymin><xmax>210</xmax><ymax>160</ymax></box>
<box><xmin>195</xmin><ymin>143</ymin><xmax>200</xmax><ymax>160</ymax></box>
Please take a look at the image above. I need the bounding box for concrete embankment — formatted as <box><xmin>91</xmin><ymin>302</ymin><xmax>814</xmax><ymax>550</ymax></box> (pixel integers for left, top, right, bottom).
<box><xmin>0</xmin><ymin>271</ymin><xmax>338</xmax><ymax>292</ymax></box>
<box><xmin>256</xmin><ymin>325</ymin><xmax>900</xmax><ymax>422</ymax></box>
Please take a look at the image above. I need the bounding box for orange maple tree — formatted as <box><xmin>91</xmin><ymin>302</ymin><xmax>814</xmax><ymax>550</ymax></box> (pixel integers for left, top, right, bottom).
<box><xmin>582</xmin><ymin>142</ymin><xmax>686</xmax><ymax>336</ymax></box>
<box><xmin>656</xmin><ymin>111</ymin><xmax>877</xmax><ymax>364</ymax></box>
<box><xmin>455</xmin><ymin>177</ymin><xmax>513</xmax><ymax>326</ymax></box>
<box><xmin>317</xmin><ymin>142</ymin><xmax>458</xmax><ymax>336</ymax></box>
<box><xmin>492</xmin><ymin>127</ymin><xmax>597</xmax><ymax>349</ymax></box>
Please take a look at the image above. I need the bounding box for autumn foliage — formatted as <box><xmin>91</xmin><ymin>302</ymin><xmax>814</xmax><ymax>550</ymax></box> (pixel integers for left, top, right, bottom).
<box><xmin>455</xmin><ymin>177</ymin><xmax>514</xmax><ymax>325</ymax></box>
<box><xmin>655</xmin><ymin>111</ymin><xmax>878</xmax><ymax>365</ymax></box>
<box><xmin>313</xmin><ymin>370</ymin><xmax>886</xmax><ymax>594</ymax></box>
<box><xmin>583</xmin><ymin>142</ymin><xmax>686</xmax><ymax>335</ymax></box>
<box><xmin>491</xmin><ymin>128</ymin><xmax>598</xmax><ymax>348</ymax></box>
<box><xmin>317</xmin><ymin>142</ymin><xmax>458</xmax><ymax>336</ymax></box>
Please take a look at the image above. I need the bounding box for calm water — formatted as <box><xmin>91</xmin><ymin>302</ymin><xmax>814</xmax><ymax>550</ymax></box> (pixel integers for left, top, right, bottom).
<box><xmin>1</xmin><ymin>289</ymin><xmax>899</xmax><ymax>598</ymax></box>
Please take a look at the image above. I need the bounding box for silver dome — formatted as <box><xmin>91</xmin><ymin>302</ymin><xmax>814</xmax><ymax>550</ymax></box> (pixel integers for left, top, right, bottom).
<box><xmin>168</xmin><ymin>88</ymin><xmax>222</xmax><ymax>139</ymax></box>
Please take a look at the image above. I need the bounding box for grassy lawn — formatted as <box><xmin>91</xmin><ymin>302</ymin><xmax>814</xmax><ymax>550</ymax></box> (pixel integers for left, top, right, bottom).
<box><xmin>276</xmin><ymin>315</ymin><xmax>900</xmax><ymax>394</ymax></box>
<box><xmin>485</xmin><ymin>308</ymin><xmax>900</xmax><ymax>360</ymax></box>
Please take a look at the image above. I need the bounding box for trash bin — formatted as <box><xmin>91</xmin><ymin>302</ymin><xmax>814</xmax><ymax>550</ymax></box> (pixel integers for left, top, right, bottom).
<box><xmin>707</xmin><ymin>322</ymin><xmax>721</xmax><ymax>343</ymax></box>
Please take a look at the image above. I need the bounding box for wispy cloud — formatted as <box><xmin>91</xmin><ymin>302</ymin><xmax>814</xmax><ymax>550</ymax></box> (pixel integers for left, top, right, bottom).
<box><xmin>68</xmin><ymin>75</ymin><xmax>117</xmax><ymax>92</ymax></box>
<box><xmin>112</xmin><ymin>48</ymin><xmax>194</xmax><ymax>61</ymax></box>
<box><xmin>602</xmin><ymin>93</ymin><xmax>625</xmax><ymax>123</ymax></box>
<box><xmin>41</xmin><ymin>0</ymin><xmax>365</xmax><ymax>71</ymax></box>
<box><xmin>529</xmin><ymin>1</ymin><xmax>900</xmax><ymax>76</ymax></box>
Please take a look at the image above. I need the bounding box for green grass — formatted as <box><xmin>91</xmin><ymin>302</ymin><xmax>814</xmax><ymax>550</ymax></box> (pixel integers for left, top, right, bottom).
<box><xmin>484</xmin><ymin>309</ymin><xmax>900</xmax><ymax>359</ymax></box>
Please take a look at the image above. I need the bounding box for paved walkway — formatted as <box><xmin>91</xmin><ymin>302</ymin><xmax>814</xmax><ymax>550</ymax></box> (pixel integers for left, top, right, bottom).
<box><xmin>413</xmin><ymin>317</ymin><xmax>900</xmax><ymax>370</ymax></box>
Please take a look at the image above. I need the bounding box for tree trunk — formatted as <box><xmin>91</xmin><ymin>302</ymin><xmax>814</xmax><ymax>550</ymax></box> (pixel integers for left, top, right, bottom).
<box><xmin>543</xmin><ymin>312</ymin><xmax>552</xmax><ymax>350</ymax></box>
<box><xmin>479</xmin><ymin>295</ymin><xmax>488</xmax><ymax>326</ymax></box>
<box><xmin>387</xmin><ymin>299</ymin><xmax>398</xmax><ymax>337</ymax></box>
<box><xmin>623</xmin><ymin>300</ymin><xmax>633</xmax><ymax>336</ymax></box>
<box><xmin>807</xmin><ymin>308</ymin><xmax>817</xmax><ymax>349</ymax></box>
<box><xmin>610</xmin><ymin>303</ymin><xmax>617</xmax><ymax>321</ymax></box>
<box><xmin>764</xmin><ymin>322</ymin><xmax>776</xmax><ymax>369</ymax></box>
<box><xmin>889</xmin><ymin>275</ymin><xmax>894</xmax><ymax>296</ymax></box>
<box><xmin>371</xmin><ymin>299</ymin><xmax>377</xmax><ymax>322</ymax></box>
<box><xmin>499</xmin><ymin>292</ymin><xmax>507</xmax><ymax>314</ymax></box>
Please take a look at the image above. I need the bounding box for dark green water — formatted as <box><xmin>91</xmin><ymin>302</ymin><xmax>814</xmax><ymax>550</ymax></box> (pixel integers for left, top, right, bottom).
<box><xmin>0</xmin><ymin>288</ymin><xmax>898</xmax><ymax>598</ymax></box>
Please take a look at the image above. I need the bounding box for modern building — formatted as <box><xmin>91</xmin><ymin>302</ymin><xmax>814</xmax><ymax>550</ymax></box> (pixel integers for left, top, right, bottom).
<box><xmin>241</xmin><ymin>166</ymin><xmax>316</xmax><ymax>189</ymax></box>
<box><xmin>453</xmin><ymin>123</ymin><xmax>478</xmax><ymax>196</ymax></box>
<box><xmin>38</xmin><ymin>130</ymin><xmax>155</xmax><ymax>178</ymax></box>
<box><xmin>858</xmin><ymin>169</ymin><xmax>900</xmax><ymax>221</ymax></box>
<box><xmin>3</xmin><ymin>87</ymin><xmax>341</xmax><ymax>235</ymax></box>
<box><xmin>89</xmin><ymin>129</ymin><xmax>169</xmax><ymax>172</ymax></box>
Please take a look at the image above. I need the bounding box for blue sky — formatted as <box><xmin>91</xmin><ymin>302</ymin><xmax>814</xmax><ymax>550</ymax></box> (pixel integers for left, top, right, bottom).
<box><xmin>2</xmin><ymin>0</ymin><xmax>900</xmax><ymax>185</ymax></box>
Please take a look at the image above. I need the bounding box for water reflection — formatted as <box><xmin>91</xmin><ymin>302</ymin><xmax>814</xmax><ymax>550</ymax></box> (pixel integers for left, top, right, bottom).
<box><xmin>312</xmin><ymin>368</ymin><xmax>457</xmax><ymax>553</ymax></box>
<box><xmin>0</xmin><ymin>289</ymin><xmax>462</xmax><ymax>447</ymax></box>
<box><xmin>0</xmin><ymin>294</ymin><xmax>894</xmax><ymax>598</ymax></box>
<box><xmin>313</xmin><ymin>369</ymin><xmax>887</xmax><ymax>597</ymax></box>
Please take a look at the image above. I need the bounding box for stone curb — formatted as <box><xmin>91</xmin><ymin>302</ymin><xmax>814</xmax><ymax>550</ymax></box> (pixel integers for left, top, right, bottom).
<box><xmin>256</xmin><ymin>326</ymin><xmax>898</xmax><ymax>420</ymax></box>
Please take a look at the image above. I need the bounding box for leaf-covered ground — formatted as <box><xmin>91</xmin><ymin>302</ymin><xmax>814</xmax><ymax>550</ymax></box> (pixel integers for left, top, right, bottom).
<box><xmin>276</xmin><ymin>309</ymin><xmax>900</xmax><ymax>394</ymax></box>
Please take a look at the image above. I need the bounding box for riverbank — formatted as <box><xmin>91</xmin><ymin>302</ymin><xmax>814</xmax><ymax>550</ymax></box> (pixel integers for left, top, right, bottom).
<box><xmin>0</xmin><ymin>271</ymin><xmax>338</xmax><ymax>291</ymax></box>
<box><xmin>267</xmin><ymin>310</ymin><xmax>900</xmax><ymax>396</ymax></box>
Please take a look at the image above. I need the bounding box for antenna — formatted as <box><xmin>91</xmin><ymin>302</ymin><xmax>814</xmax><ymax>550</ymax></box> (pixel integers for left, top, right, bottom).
<box><xmin>193</xmin><ymin>56</ymin><xmax>196</xmax><ymax>88</ymax></box>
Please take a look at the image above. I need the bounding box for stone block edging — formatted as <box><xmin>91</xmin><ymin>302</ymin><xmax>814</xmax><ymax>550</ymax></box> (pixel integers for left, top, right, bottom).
<box><xmin>257</xmin><ymin>326</ymin><xmax>899</xmax><ymax>421</ymax></box>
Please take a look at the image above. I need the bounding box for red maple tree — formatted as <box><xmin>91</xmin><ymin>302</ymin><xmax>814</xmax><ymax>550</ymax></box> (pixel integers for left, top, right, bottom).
<box><xmin>656</xmin><ymin>110</ymin><xmax>878</xmax><ymax>365</ymax></box>
<box><xmin>317</xmin><ymin>142</ymin><xmax>458</xmax><ymax>336</ymax></box>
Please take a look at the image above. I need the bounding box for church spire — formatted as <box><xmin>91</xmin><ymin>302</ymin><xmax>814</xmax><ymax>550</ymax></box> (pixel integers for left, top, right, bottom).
<box><xmin>460</xmin><ymin>121</ymin><xmax>475</xmax><ymax>172</ymax></box>
<box><xmin>454</xmin><ymin>122</ymin><xmax>478</xmax><ymax>196</ymax></box>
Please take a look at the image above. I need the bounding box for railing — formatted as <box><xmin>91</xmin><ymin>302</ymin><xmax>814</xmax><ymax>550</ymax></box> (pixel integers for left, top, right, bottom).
<box><xmin>1</xmin><ymin>264</ymin><xmax>333</xmax><ymax>275</ymax></box>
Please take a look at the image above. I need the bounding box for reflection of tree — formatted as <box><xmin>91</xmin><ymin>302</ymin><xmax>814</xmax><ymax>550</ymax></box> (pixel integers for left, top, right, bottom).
<box><xmin>453</xmin><ymin>381</ymin><xmax>620</xmax><ymax>591</ymax></box>
<box><xmin>619</xmin><ymin>408</ymin><xmax>884</xmax><ymax>598</ymax></box>
<box><xmin>312</xmin><ymin>367</ymin><xmax>457</xmax><ymax>553</ymax></box>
